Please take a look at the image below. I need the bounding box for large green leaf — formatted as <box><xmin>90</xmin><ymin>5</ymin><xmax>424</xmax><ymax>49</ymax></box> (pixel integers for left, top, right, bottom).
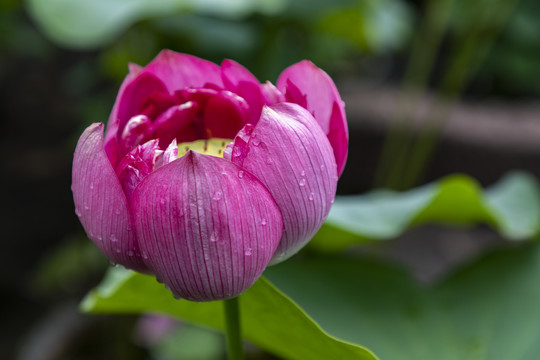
<box><xmin>265</xmin><ymin>241</ymin><xmax>540</xmax><ymax>359</ymax></box>
<box><xmin>81</xmin><ymin>268</ymin><xmax>377</xmax><ymax>360</ymax></box>
<box><xmin>311</xmin><ymin>172</ymin><xmax>540</xmax><ymax>252</ymax></box>
<box><xmin>26</xmin><ymin>0</ymin><xmax>285</xmax><ymax>49</ymax></box>
<box><xmin>83</xmin><ymin>241</ymin><xmax>540</xmax><ymax>360</ymax></box>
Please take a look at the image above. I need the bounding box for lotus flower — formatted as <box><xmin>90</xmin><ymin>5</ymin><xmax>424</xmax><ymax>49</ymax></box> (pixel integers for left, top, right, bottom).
<box><xmin>72</xmin><ymin>50</ymin><xmax>347</xmax><ymax>301</ymax></box>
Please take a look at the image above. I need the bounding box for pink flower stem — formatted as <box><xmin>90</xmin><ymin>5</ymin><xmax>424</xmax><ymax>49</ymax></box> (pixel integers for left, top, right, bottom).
<box><xmin>224</xmin><ymin>296</ymin><xmax>244</xmax><ymax>359</ymax></box>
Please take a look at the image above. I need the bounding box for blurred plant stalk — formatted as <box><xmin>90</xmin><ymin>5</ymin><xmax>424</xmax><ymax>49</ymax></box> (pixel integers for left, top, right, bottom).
<box><xmin>375</xmin><ymin>0</ymin><xmax>522</xmax><ymax>190</ymax></box>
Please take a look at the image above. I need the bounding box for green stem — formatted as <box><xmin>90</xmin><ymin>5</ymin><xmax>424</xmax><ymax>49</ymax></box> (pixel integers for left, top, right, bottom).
<box><xmin>223</xmin><ymin>296</ymin><xmax>244</xmax><ymax>360</ymax></box>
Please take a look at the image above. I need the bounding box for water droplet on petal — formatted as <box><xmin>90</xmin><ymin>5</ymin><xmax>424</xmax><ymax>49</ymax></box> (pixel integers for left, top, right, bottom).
<box><xmin>75</xmin><ymin>208</ymin><xmax>82</xmax><ymax>217</ymax></box>
<box><xmin>210</xmin><ymin>232</ymin><xmax>218</xmax><ymax>242</ymax></box>
<box><xmin>308</xmin><ymin>192</ymin><xmax>314</xmax><ymax>201</ymax></box>
<box><xmin>251</xmin><ymin>137</ymin><xmax>261</xmax><ymax>146</ymax></box>
<box><xmin>320</xmin><ymin>164</ymin><xmax>325</xmax><ymax>171</ymax></box>
<box><xmin>89</xmin><ymin>183</ymin><xmax>94</xmax><ymax>190</ymax></box>
<box><xmin>301</xmin><ymin>170</ymin><xmax>305</xmax><ymax>176</ymax></box>
<box><xmin>299</xmin><ymin>178</ymin><xmax>306</xmax><ymax>186</ymax></box>
<box><xmin>238</xmin><ymin>170</ymin><xmax>245</xmax><ymax>179</ymax></box>
<box><xmin>84</xmin><ymin>204</ymin><xmax>90</xmax><ymax>211</ymax></box>
<box><xmin>142</xmin><ymin>252</ymin><xmax>149</xmax><ymax>260</ymax></box>
<box><xmin>233</xmin><ymin>147</ymin><xmax>242</xmax><ymax>157</ymax></box>
<box><xmin>127</xmin><ymin>250</ymin><xmax>134</xmax><ymax>257</ymax></box>
<box><xmin>97</xmin><ymin>235</ymin><xmax>103</xmax><ymax>241</ymax></box>
<box><xmin>110</xmin><ymin>234</ymin><xmax>118</xmax><ymax>243</ymax></box>
<box><xmin>160</xmin><ymin>198</ymin><xmax>166</xmax><ymax>205</ymax></box>
<box><xmin>245</xmin><ymin>248</ymin><xmax>252</xmax><ymax>256</ymax></box>
<box><xmin>265</xmin><ymin>158</ymin><xmax>273</xmax><ymax>165</ymax></box>
<box><xmin>212</xmin><ymin>191</ymin><xmax>222</xmax><ymax>201</ymax></box>
<box><xmin>115</xmin><ymin>209</ymin><xmax>121</xmax><ymax>215</ymax></box>
<box><xmin>331</xmin><ymin>198</ymin><xmax>335</xmax><ymax>204</ymax></box>
<box><xmin>261</xmin><ymin>218</ymin><xmax>267</xmax><ymax>226</ymax></box>
<box><xmin>115</xmin><ymin>248</ymin><xmax>121</xmax><ymax>253</ymax></box>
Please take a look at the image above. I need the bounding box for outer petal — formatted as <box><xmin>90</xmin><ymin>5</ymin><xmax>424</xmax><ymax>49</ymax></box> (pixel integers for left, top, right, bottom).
<box><xmin>226</xmin><ymin>103</ymin><xmax>338</xmax><ymax>263</ymax></box>
<box><xmin>131</xmin><ymin>152</ymin><xmax>283</xmax><ymax>301</ymax></box>
<box><xmin>143</xmin><ymin>50</ymin><xmax>223</xmax><ymax>92</ymax></box>
<box><xmin>277</xmin><ymin>61</ymin><xmax>348</xmax><ymax>176</ymax></box>
<box><xmin>72</xmin><ymin>123</ymin><xmax>148</xmax><ymax>272</ymax></box>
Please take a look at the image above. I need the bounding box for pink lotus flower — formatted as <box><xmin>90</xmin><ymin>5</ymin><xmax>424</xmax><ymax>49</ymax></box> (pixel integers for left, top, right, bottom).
<box><xmin>72</xmin><ymin>50</ymin><xmax>347</xmax><ymax>301</ymax></box>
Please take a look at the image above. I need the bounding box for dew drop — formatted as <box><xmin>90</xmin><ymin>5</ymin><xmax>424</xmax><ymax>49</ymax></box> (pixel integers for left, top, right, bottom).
<box><xmin>75</xmin><ymin>208</ymin><xmax>82</xmax><ymax>217</ymax></box>
<box><xmin>299</xmin><ymin>178</ymin><xmax>306</xmax><ymax>186</ymax></box>
<box><xmin>331</xmin><ymin>198</ymin><xmax>335</xmax><ymax>204</ymax></box>
<box><xmin>89</xmin><ymin>183</ymin><xmax>94</xmax><ymax>190</ymax></box>
<box><xmin>160</xmin><ymin>198</ymin><xmax>166</xmax><ymax>205</ymax></box>
<box><xmin>114</xmin><ymin>209</ymin><xmax>121</xmax><ymax>215</ymax></box>
<box><xmin>97</xmin><ymin>235</ymin><xmax>103</xmax><ymax>241</ymax></box>
<box><xmin>210</xmin><ymin>232</ymin><xmax>218</xmax><ymax>242</ymax></box>
<box><xmin>115</xmin><ymin>248</ymin><xmax>121</xmax><ymax>253</ymax></box>
<box><xmin>245</xmin><ymin>248</ymin><xmax>252</xmax><ymax>256</ymax></box>
<box><xmin>238</xmin><ymin>170</ymin><xmax>245</xmax><ymax>179</ymax></box>
<box><xmin>84</xmin><ymin>204</ymin><xmax>90</xmax><ymax>211</ymax></box>
<box><xmin>212</xmin><ymin>191</ymin><xmax>222</xmax><ymax>201</ymax></box>
<box><xmin>265</xmin><ymin>158</ymin><xmax>273</xmax><ymax>165</ymax></box>
<box><xmin>301</xmin><ymin>170</ymin><xmax>306</xmax><ymax>176</ymax></box>
<box><xmin>127</xmin><ymin>250</ymin><xmax>134</xmax><ymax>257</ymax></box>
<box><xmin>221</xmin><ymin>170</ymin><xmax>227</xmax><ymax>176</ymax></box>
<box><xmin>308</xmin><ymin>192</ymin><xmax>314</xmax><ymax>201</ymax></box>
<box><xmin>261</xmin><ymin>218</ymin><xmax>267</xmax><ymax>226</ymax></box>
<box><xmin>142</xmin><ymin>252</ymin><xmax>149</xmax><ymax>260</ymax></box>
<box><xmin>110</xmin><ymin>234</ymin><xmax>118</xmax><ymax>243</ymax></box>
<box><xmin>233</xmin><ymin>147</ymin><xmax>242</xmax><ymax>157</ymax></box>
<box><xmin>320</xmin><ymin>164</ymin><xmax>325</xmax><ymax>171</ymax></box>
<box><xmin>251</xmin><ymin>137</ymin><xmax>261</xmax><ymax>146</ymax></box>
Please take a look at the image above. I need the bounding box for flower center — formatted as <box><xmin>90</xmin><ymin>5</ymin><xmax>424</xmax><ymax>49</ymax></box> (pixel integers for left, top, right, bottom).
<box><xmin>177</xmin><ymin>138</ymin><xmax>232</xmax><ymax>158</ymax></box>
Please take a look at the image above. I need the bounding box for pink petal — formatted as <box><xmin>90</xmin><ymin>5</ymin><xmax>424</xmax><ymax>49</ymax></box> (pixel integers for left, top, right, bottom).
<box><xmin>131</xmin><ymin>152</ymin><xmax>283</xmax><ymax>301</ymax></box>
<box><xmin>152</xmin><ymin>101</ymin><xmax>200</xmax><ymax>146</ymax></box>
<box><xmin>116</xmin><ymin>139</ymin><xmax>163</xmax><ymax>200</ymax></box>
<box><xmin>226</xmin><ymin>103</ymin><xmax>338</xmax><ymax>263</ymax></box>
<box><xmin>105</xmin><ymin>71</ymin><xmax>168</xmax><ymax>165</ymax></box>
<box><xmin>72</xmin><ymin>123</ymin><xmax>148</xmax><ymax>272</ymax></box>
<box><xmin>221</xmin><ymin>60</ymin><xmax>265</xmax><ymax>124</ymax></box>
<box><xmin>221</xmin><ymin>59</ymin><xmax>260</xmax><ymax>89</ymax></box>
<box><xmin>261</xmin><ymin>81</ymin><xmax>285</xmax><ymax>105</ymax></box>
<box><xmin>155</xmin><ymin>139</ymin><xmax>178</xmax><ymax>169</ymax></box>
<box><xmin>277</xmin><ymin>61</ymin><xmax>348</xmax><ymax>175</ymax></box>
<box><xmin>143</xmin><ymin>50</ymin><xmax>223</xmax><ymax>92</ymax></box>
<box><xmin>203</xmin><ymin>90</ymin><xmax>250</xmax><ymax>139</ymax></box>
<box><xmin>119</xmin><ymin>114</ymin><xmax>153</xmax><ymax>154</ymax></box>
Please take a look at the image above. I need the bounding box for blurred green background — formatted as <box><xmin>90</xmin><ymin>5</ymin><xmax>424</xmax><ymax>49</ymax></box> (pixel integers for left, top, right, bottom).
<box><xmin>2</xmin><ymin>0</ymin><xmax>540</xmax><ymax>358</ymax></box>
